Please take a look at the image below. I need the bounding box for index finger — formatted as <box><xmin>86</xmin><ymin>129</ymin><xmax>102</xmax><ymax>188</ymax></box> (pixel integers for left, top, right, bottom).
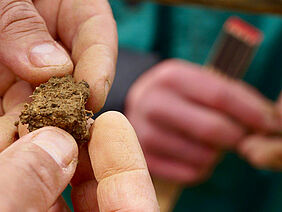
<box><xmin>58</xmin><ymin>0</ymin><xmax>117</xmax><ymax>113</ymax></box>
<box><xmin>89</xmin><ymin>111</ymin><xmax>159</xmax><ymax>212</ymax></box>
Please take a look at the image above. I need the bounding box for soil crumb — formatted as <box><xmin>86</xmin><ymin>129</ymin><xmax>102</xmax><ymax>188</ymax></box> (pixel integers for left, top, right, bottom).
<box><xmin>19</xmin><ymin>75</ymin><xmax>93</xmax><ymax>143</ymax></box>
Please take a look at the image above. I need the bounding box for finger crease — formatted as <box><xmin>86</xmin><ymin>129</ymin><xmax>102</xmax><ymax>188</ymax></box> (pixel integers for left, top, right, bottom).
<box><xmin>98</xmin><ymin>168</ymin><xmax>147</xmax><ymax>183</ymax></box>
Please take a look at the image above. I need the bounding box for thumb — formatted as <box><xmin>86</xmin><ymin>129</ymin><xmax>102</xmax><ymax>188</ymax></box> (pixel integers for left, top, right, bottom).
<box><xmin>238</xmin><ymin>135</ymin><xmax>282</xmax><ymax>171</ymax></box>
<box><xmin>0</xmin><ymin>127</ymin><xmax>78</xmax><ymax>211</ymax></box>
<box><xmin>0</xmin><ymin>0</ymin><xmax>73</xmax><ymax>84</ymax></box>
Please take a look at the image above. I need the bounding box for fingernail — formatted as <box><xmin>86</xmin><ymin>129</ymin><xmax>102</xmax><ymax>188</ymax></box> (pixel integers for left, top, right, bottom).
<box><xmin>31</xmin><ymin>129</ymin><xmax>77</xmax><ymax>168</ymax></box>
<box><xmin>29</xmin><ymin>42</ymin><xmax>70</xmax><ymax>67</ymax></box>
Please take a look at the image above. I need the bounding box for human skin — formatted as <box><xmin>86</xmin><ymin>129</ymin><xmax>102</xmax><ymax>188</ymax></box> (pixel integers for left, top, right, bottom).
<box><xmin>238</xmin><ymin>94</ymin><xmax>282</xmax><ymax>171</ymax></box>
<box><xmin>0</xmin><ymin>1</ymin><xmax>160</xmax><ymax>210</ymax></box>
<box><xmin>125</xmin><ymin>59</ymin><xmax>282</xmax><ymax>184</ymax></box>
<box><xmin>0</xmin><ymin>0</ymin><xmax>118</xmax><ymax>113</ymax></box>
<box><xmin>0</xmin><ymin>81</ymin><xmax>159</xmax><ymax>211</ymax></box>
<box><xmin>0</xmin><ymin>61</ymin><xmax>280</xmax><ymax>212</ymax></box>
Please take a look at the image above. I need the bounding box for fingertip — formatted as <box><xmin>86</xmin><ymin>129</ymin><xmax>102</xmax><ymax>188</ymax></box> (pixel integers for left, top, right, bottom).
<box><xmin>237</xmin><ymin>135</ymin><xmax>282</xmax><ymax>170</ymax></box>
<box><xmin>74</xmin><ymin>45</ymin><xmax>115</xmax><ymax>113</ymax></box>
<box><xmin>89</xmin><ymin>111</ymin><xmax>146</xmax><ymax>181</ymax></box>
<box><xmin>86</xmin><ymin>79</ymin><xmax>110</xmax><ymax>113</ymax></box>
<box><xmin>94</xmin><ymin>111</ymin><xmax>129</xmax><ymax>126</ymax></box>
<box><xmin>25</xmin><ymin>42</ymin><xmax>74</xmax><ymax>84</ymax></box>
<box><xmin>0</xmin><ymin>126</ymin><xmax>79</xmax><ymax>210</ymax></box>
<box><xmin>33</xmin><ymin>126</ymin><xmax>78</xmax><ymax>145</ymax></box>
<box><xmin>17</xmin><ymin>60</ymin><xmax>74</xmax><ymax>85</ymax></box>
<box><xmin>89</xmin><ymin>111</ymin><xmax>159</xmax><ymax>211</ymax></box>
<box><xmin>19</xmin><ymin>125</ymin><xmax>79</xmax><ymax>161</ymax></box>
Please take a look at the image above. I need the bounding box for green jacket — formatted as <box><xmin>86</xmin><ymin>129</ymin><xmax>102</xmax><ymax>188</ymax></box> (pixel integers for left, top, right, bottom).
<box><xmin>64</xmin><ymin>1</ymin><xmax>282</xmax><ymax>211</ymax></box>
<box><xmin>110</xmin><ymin>2</ymin><xmax>282</xmax><ymax>212</ymax></box>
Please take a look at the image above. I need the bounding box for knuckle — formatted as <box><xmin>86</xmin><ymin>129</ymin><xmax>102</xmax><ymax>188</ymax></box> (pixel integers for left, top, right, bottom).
<box><xmin>0</xmin><ymin>0</ymin><xmax>46</xmax><ymax>39</ymax></box>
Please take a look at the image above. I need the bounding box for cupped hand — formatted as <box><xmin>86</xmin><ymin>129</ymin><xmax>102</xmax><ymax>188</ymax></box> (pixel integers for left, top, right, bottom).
<box><xmin>0</xmin><ymin>111</ymin><xmax>159</xmax><ymax>211</ymax></box>
<box><xmin>125</xmin><ymin>59</ymin><xmax>280</xmax><ymax>184</ymax></box>
<box><xmin>0</xmin><ymin>0</ymin><xmax>118</xmax><ymax>112</ymax></box>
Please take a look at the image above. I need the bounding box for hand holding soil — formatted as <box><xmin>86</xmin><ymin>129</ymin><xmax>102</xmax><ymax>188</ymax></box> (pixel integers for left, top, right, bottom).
<box><xmin>0</xmin><ymin>0</ymin><xmax>159</xmax><ymax>211</ymax></box>
<box><xmin>0</xmin><ymin>0</ymin><xmax>118</xmax><ymax>113</ymax></box>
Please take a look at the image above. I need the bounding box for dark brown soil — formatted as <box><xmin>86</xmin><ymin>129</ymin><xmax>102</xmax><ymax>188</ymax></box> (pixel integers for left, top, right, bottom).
<box><xmin>19</xmin><ymin>75</ymin><xmax>93</xmax><ymax>143</ymax></box>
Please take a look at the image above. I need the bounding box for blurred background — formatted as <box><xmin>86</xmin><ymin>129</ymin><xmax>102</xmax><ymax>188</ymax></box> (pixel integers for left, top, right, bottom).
<box><xmin>64</xmin><ymin>0</ymin><xmax>282</xmax><ymax>211</ymax></box>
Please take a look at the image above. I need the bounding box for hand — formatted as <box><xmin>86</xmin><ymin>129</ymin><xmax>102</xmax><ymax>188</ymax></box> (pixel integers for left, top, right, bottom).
<box><xmin>1</xmin><ymin>60</ymin><xmax>158</xmax><ymax>211</ymax></box>
<box><xmin>0</xmin><ymin>68</ymin><xmax>33</xmax><ymax>151</ymax></box>
<box><xmin>0</xmin><ymin>0</ymin><xmax>117</xmax><ymax>112</ymax></box>
<box><xmin>238</xmin><ymin>93</ymin><xmax>282</xmax><ymax>171</ymax></box>
<box><xmin>0</xmin><ymin>111</ymin><xmax>159</xmax><ymax>211</ymax></box>
<box><xmin>125</xmin><ymin>59</ymin><xmax>280</xmax><ymax>184</ymax></box>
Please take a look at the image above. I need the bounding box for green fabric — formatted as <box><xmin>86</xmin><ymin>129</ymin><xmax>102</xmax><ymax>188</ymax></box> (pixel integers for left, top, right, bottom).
<box><xmin>110</xmin><ymin>1</ymin><xmax>282</xmax><ymax>99</ymax></box>
<box><xmin>110</xmin><ymin>2</ymin><xmax>282</xmax><ymax>212</ymax></box>
<box><xmin>63</xmin><ymin>1</ymin><xmax>282</xmax><ymax>211</ymax></box>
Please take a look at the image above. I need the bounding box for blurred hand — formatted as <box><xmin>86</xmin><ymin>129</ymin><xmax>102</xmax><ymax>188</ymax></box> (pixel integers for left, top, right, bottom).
<box><xmin>0</xmin><ymin>111</ymin><xmax>159</xmax><ymax>212</ymax></box>
<box><xmin>125</xmin><ymin>59</ymin><xmax>280</xmax><ymax>184</ymax></box>
<box><xmin>0</xmin><ymin>0</ymin><xmax>117</xmax><ymax>112</ymax></box>
<box><xmin>238</xmin><ymin>93</ymin><xmax>282</xmax><ymax>171</ymax></box>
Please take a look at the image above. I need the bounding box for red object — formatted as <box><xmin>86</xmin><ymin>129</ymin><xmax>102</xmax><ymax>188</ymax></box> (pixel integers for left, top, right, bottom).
<box><xmin>224</xmin><ymin>17</ymin><xmax>263</xmax><ymax>45</ymax></box>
